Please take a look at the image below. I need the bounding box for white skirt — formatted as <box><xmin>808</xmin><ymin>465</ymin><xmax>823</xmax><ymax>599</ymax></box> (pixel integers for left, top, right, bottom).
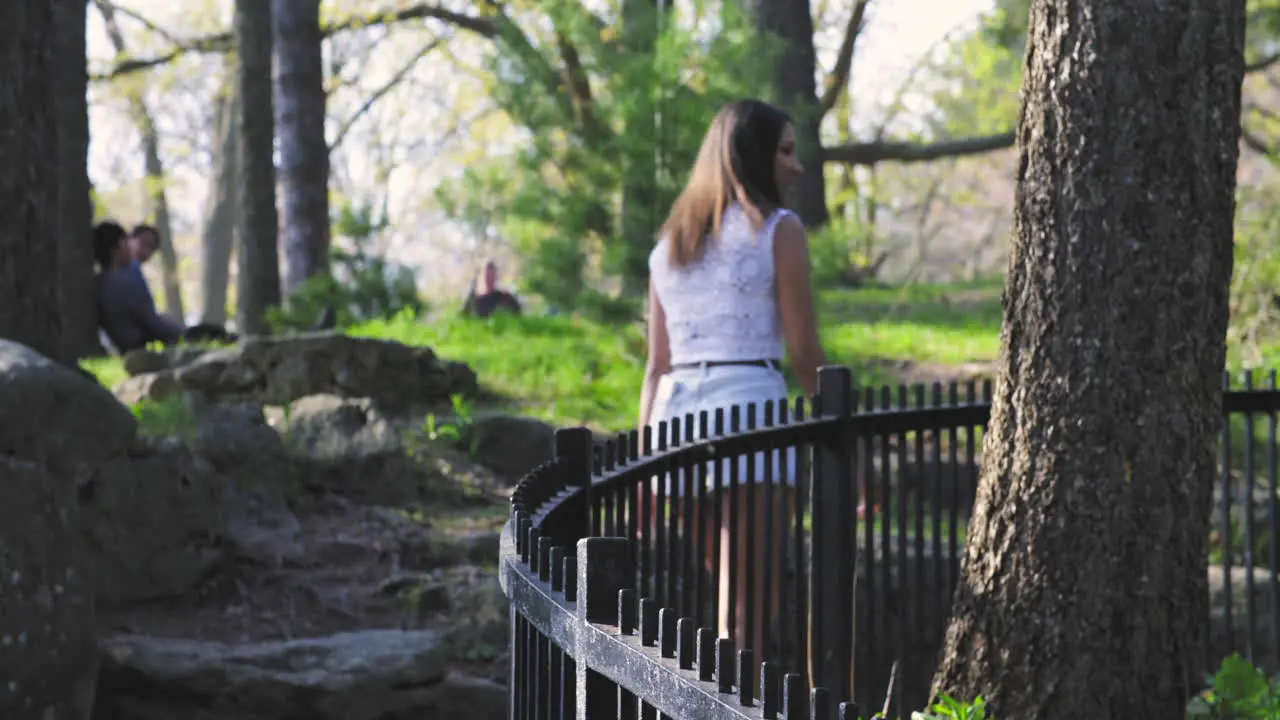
<box><xmin>647</xmin><ymin>363</ymin><xmax>800</xmax><ymax>497</ymax></box>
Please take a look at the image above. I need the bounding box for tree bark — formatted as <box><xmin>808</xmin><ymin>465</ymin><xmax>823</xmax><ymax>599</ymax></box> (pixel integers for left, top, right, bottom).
<box><xmin>617</xmin><ymin>0</ymin><xmax>659</xmax><ymax>298</ymax></box>
<box><xmin>0</xmin><ymin>2</ymin><xmax>62</xmax><ymax>360</ymax></box>
<box><xmin>272</xmin><ymin>0</ymin><xmax>330</xmax><ymax>296</ymax></box>
<box><xmin>931</xmin><ymin>2</ymin><xmax>1246</xmax><ymax>718</ymax></box>
<box><xmin>54</xmin><ymin>0</ymin><xmax>97</xmax><ymax>361</ymax></box>
<box><xmin>743</xmin><ymin>0</ymin><xmax>829</xmax><ymax>227</ymax></box>
<box><xmin>200</xmin><ymin>76</ymin><xmax>238</xmax><ymax>326</ymax></box>
<box><xmin>97</xmin><ymin>0</ymin><xmax>185</xmax><ymax>322</ymax></box>
<box><xmin>234</xmin><ymin>0</ymin><xmax>281</xmax><ymax>335</ymax></box>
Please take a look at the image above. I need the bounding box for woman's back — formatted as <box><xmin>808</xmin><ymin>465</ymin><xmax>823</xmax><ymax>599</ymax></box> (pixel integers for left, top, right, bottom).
<box><xmin>649</xmin><ymin>204</ymin><xmax>792</xmax><ymax>365</ymax></box>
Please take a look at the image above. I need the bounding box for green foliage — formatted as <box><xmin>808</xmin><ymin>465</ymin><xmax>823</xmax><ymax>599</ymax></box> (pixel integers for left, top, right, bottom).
<box><xmin>911</xmin><ymin>695</ymin><xmax>985</xmax><ymax>720</ymax></box>
<box><xmin>808</xmin><ymin>215</ymin><xmax>878</xmax><ymax>288</ymax></box>
<box><xmin>917</xmin><ymin>16</ymin><xmax>1021</xmax><ymax>139</ymax></box>
<box><xmin>436</xmin><ymin>3</ymin><xmax>775</xmax><ymax>312</ymax></box>
<box><xmin>413</xmin><ymin>393</ymin><xmax>482</xmax><ymax>459</ymax></box>
<box><xmin>268</xmin><ymin>202</ymin><xmax>425</xmax><ymax>333</ymax></box>
<box><xmin>1191</xmin><ymin>654</ymin><xmax>1280</xmax><ymax>719</ymax></box>
<box><xmin>1229</xmin><ymin>185</ymin><xmax>1280</xmax><ymax>368</ymax></box>
<box><xmin>130</xmin><ymin>395</ymin><xmax>195</xmax><ymax>438</ymax></box>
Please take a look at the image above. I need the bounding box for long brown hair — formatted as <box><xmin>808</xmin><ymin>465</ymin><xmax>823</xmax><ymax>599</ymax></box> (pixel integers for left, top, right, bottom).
<box><xmin>660</xmin><ymin>99</ymin><xmax>793</xmax><ymax>267</ymax></box>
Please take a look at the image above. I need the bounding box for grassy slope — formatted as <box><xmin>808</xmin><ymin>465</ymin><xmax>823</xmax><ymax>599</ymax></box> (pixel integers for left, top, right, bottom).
<box><xmin>82</xmin><ymin>281</ymin><xmax>1006</xmax><ymax>432</ymax></box>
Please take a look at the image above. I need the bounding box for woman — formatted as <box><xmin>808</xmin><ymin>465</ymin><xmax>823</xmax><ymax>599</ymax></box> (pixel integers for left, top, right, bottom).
<box><xmin>639</xmin><ymin>99</ymin><xmax>826</xmax><ymax>653</ymax></box>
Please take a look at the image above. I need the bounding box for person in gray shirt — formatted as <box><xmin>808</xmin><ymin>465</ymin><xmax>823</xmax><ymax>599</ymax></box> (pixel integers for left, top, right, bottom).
<box><xmin>94</xmin><ymin>221</ymin><xmax>185</xmax><ymax>353</ymax></box>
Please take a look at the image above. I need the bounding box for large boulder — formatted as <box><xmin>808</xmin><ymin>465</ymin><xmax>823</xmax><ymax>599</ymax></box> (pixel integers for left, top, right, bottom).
<box><xmin>462</xmin><ymin>414</ymin><xmax>556</xmax><ymax>481</ymax></box>
<box><xmin>0</xmin><ymin>339</ymin><xmax>137</xmax><ymax>471</ymax></box>
<box><xmin>76</xmin><ymin>441</ymin><xmax>228</xmax><ymax>609</ymax></box>
<box><xmin>285</xmin><ymin>394</ymin><xmax>451</xmax><ymax>505</ymax></box>
<box><xmin>95</xmin><ymin>629</ymin><xmax>506</xmax><ymax>720</ymax></box>
<box><xmin>0</xmin><ymin>341</ymin><xmax>117</xmax><ymax>718</ymax></box>
<box><xmin>116</xmin><ymin>332</ymin><xmax>477</xmax><ymax>414</ymax></box>
<box><xmin>0</xmin><ymin>458</ymin><xmax>99</xmax><ymax>719</ymax></box>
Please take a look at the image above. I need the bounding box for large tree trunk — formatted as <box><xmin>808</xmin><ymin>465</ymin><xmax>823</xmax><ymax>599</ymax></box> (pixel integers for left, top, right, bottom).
<box><xmin>743</xmin><ymin>0</ymin><xmax>829</xmax><ymax>227</ymax></box>
<box><xmin>931</xmin><ymin>3</ymin><xmax>1246</xmax><ymax>718</ymax></box>
<box><xmin>54</xmin><ymin>0</ymin><xmax>97</xmax><ymax>361</ymax></box>
<box><xmin>272</xmin><ymin>0</ymin><xmax>330</xmax><ymax>296</ymax></box>
<box><xmin>234</xmin><ymin>0</ymin><xmax>281</xmax><ymax>335</ymax></box>
<box><xmin>200</xmin><ymin>77</ymin><xmax>239</xmax><ymax>326</ymax></box>
<box><xmin>0</xmin><ymin>2</ymin><xmax>62</xmax><ymax>360</ymax></box>
<box><xmin>97</xmin><ymin>1</ymin><xmax>185</xmax><ymax>321</ymax></box>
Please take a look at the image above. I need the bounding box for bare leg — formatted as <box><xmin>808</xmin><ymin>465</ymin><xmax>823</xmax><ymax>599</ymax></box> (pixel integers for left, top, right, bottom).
<box><xmin>709</xmin><ymin>485</ymin><xmax>794</xmax><ymax>653</ymax></box>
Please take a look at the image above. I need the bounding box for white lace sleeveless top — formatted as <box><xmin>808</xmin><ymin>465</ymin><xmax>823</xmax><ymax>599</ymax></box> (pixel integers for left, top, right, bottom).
<box><xmin>649</xmin><ymin>204</ymin><xmax>792</xmax><ymax>365</ymax></box>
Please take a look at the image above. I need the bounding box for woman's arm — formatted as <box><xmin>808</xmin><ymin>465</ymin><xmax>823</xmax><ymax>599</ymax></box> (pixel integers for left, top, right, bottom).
<box><xmin>638</xmin><ymin>279</ymin><xmax>672</xmax><ymax>428</ymax></box>
<box><xmin>774</xmin><ymin>215</ymin><xmax>826</xmax><ymax>397</ymax></box>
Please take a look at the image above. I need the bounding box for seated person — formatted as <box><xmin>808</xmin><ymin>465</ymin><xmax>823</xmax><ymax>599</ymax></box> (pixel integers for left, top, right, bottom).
<box><xmin>128</xmin><ymin>224</ymin><xmax>240</xmax><ymax>345</ymax></box>
<box><xmin>94</xmin><ymin>221</ymin><xmax>234</xmax><ymax>353</ymax></box>
<box><xmin>131</xmin><ymin>223</ymin><xmax>160</xmax><ymax>264</ymax></box>
<box><xmin>461</xmin><ymin>260</ymin><xmax>522</xmax><ymax>318</ymax></box>
<box><xmin>127</xmin><ymin>224</ymin><xmax>238</xmax><ymax>344</ymax></box>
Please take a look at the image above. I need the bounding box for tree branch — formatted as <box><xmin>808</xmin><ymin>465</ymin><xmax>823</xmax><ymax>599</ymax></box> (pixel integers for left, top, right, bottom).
<box><xmin>1247</xmin><ymin>51</ymin><xmax>1280</xmax><ymax>73</ymax></box>
<box><xmin>1242</xmin><ymin>128</ymin><xmax>1271</xmax><ymax>155</ymax></box>
<box><xmin>328</xmin><ymin>39</ymin><xmax>443</xmax><ymax>152</ymax></box>
<box><xmin>94</xmin><ymin>0</ymin><xmax>182</xmax><ymax>46</ymax></box>
<box><xmin>817</xmin><ymin>0</ymin><xmax>870</xmax><ymax>115</ymax></box>
<box><xmin>823</xmin><ymin>132</ymin><xmax>1015</xmax><ymax>165</ymax></box>
<box><xmin>94</xmin><ymin>3</ymin><xmax>496</xmax><ymax>80</ymax></box>
<box><xmin>826</xmin><ymin>56</ymin><xmax>1280</xmax><ymax>167</ymax></box>
<box><xmin>554</xmin><ymin>31</ymin><xmax>603</xmax><ymax>141</ymax></box>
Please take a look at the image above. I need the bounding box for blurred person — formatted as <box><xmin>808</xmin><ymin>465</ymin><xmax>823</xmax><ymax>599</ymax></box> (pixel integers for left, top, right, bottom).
<box><xmin>639</xmin><ymin>99</ymin><xmax>826</xmax><ymax>653</ymax></box>
<box><xmin>461</xmin><ymin>259</ymin><xmax>522</xmax><ymax>318</ymax></box>
<box><xmin>94</xmin><ymin>222</ymin><xmax>236</xmax><ymax>352</ymax></box>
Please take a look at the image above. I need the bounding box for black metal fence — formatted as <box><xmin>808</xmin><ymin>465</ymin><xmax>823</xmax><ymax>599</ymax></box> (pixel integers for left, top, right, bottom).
<box><xmin>499</xmin><ymin>366</ymin><xmax>1280</xmax><ymax>719</ymax></box>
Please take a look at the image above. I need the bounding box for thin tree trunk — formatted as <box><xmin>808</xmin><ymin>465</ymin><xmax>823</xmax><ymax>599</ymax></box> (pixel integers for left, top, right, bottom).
<box><xmin>272</xmin><ymin>0</ymin><xmax>330</xmax><ymax>296</ymax></box>
<box><xmin>55</xmin><ymin>0</ymin><xmax>97</xmax><ymax>361</ymax></box>
<box><xmin>96</xmin><ymin>0</ymin><xmax>184</xmax><ymax>321</ymax></box>
<box><xmin>931</xmin><ymin>2</ymin><xmax>1247</xmax><ymax>718</ymax></box>
<box><xmin>200</xmin><ymin>76</ymin><xmax>239</xmax><ymax>326</ymax></box>
<box><xmin>617</xmin><ymin>0</ymin><xmax>659</xmax><ymax>298</ymax></box>
<box><xmin>0</xmin><ymin>2</ymin><xmax>61</xmax><ymax>360</ymax></box>
<box><xmin>234</xmin><ymin>0</ymin><xmax>281</xmax><ymax>334</ymax></box>
<box><xmin>744</xmin><ymin>0</ymin><xmax>829</xmax><ymax>227</ymax></box>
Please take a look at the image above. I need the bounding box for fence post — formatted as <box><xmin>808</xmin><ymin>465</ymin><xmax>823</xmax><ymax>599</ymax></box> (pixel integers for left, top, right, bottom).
<box><xmin>575</xmin><ymin>536</ymin><xmax>636</xmax><ymax>720</ymax></box>
<box><xmin>552</xmin><ymin>427</ymin><xmax>595</xmax><ymax>548</ymax></box>
<box><xmin>810</xmin><ymin>366</ymin><xmax>855</xmax><ymax>713</ymax></box>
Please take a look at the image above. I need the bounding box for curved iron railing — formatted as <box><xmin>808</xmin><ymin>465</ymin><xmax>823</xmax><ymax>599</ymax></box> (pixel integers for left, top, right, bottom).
<box><xmin>500</xmin><ymin>366</ymin><xmax>1280</xmax><ymax>718</ymax></box>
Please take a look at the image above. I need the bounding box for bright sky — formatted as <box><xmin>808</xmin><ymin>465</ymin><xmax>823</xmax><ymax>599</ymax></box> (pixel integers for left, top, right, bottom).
<box><xmin>843</xmin><ymin>0</ymin><xmax>995</xmax><ymax>125</ymax></box>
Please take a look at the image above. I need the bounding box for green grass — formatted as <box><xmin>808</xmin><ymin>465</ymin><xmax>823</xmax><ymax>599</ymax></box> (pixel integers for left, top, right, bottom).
<box><xmin>82</xmin><ymin>354</ymin><xmax>129</xmax><ymax>389</ymax></box>
<box><xmin>353</xmin><ymin>311</ymin><xmax>649</xmax><ymax>431</ymax></box>
<box><xmin>818</xmin><ymin>278</ymin><xmax>1003</xmax><ymax>369</ymax></box>
<box><xmin>77</xmin><ymin>281</ymin><xmax>1008</xmax><ymax>433</ymax></box>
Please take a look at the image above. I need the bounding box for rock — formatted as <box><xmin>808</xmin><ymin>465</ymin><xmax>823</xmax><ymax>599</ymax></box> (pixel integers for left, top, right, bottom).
<box><xmin>116</xmin><ymin>332</ymin><xmax>477</xmax><ymax>414</ymax></box>
<box><xmin>0</xmin><ymin>339</ymin><xmax>137</xmax><ymax>471</ymax></box>
<box><xmin>453</xmin><ymin>530</ymin><xmax>502</xmax><ymax>566</ymax></box>
<box><xmin>286</xmin><ymin>394</ymin><xmax>450</xmax><ymax>505</ymax></box>
<box><xmin>76</xmin><ymin>444</ymin><xmax>227</xmax><ymax>608</ymax></box>
<box><xmin>222</xmin><ymin>486</ymin><xmax>305</xmax><ymax>569</ymax></box>
<box><xmin>95</xmin><ymin>629</ymin><xmax>505</xmax><ymax>720</ymax></box>
<box><xmin>114</xmin><ymin>372</ymin><xmax>180</xmax><ymax>408</ymax></box>
<box><xmin>0</xmin><ymin>457</ymin><xmax>98</xmax><ymax>719</ymax></box>
<box><xmin>186</xmin><ymin>396</ymin><xmax>296</xmax><ymax>492</ymax></box>
<box><xmin>121</xmin><ymin>346</ymin><xmax>210</xmax><ymax>377</ymax></box>
<box><xmin>444</xmin><ymin>567</ymin><xmax>509</xmax><ymax>656</ymax></box>
<box><xmin>463</xmin><ymin>414</ymin><xmax>556</xmax><ymax>480</ymax></box>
